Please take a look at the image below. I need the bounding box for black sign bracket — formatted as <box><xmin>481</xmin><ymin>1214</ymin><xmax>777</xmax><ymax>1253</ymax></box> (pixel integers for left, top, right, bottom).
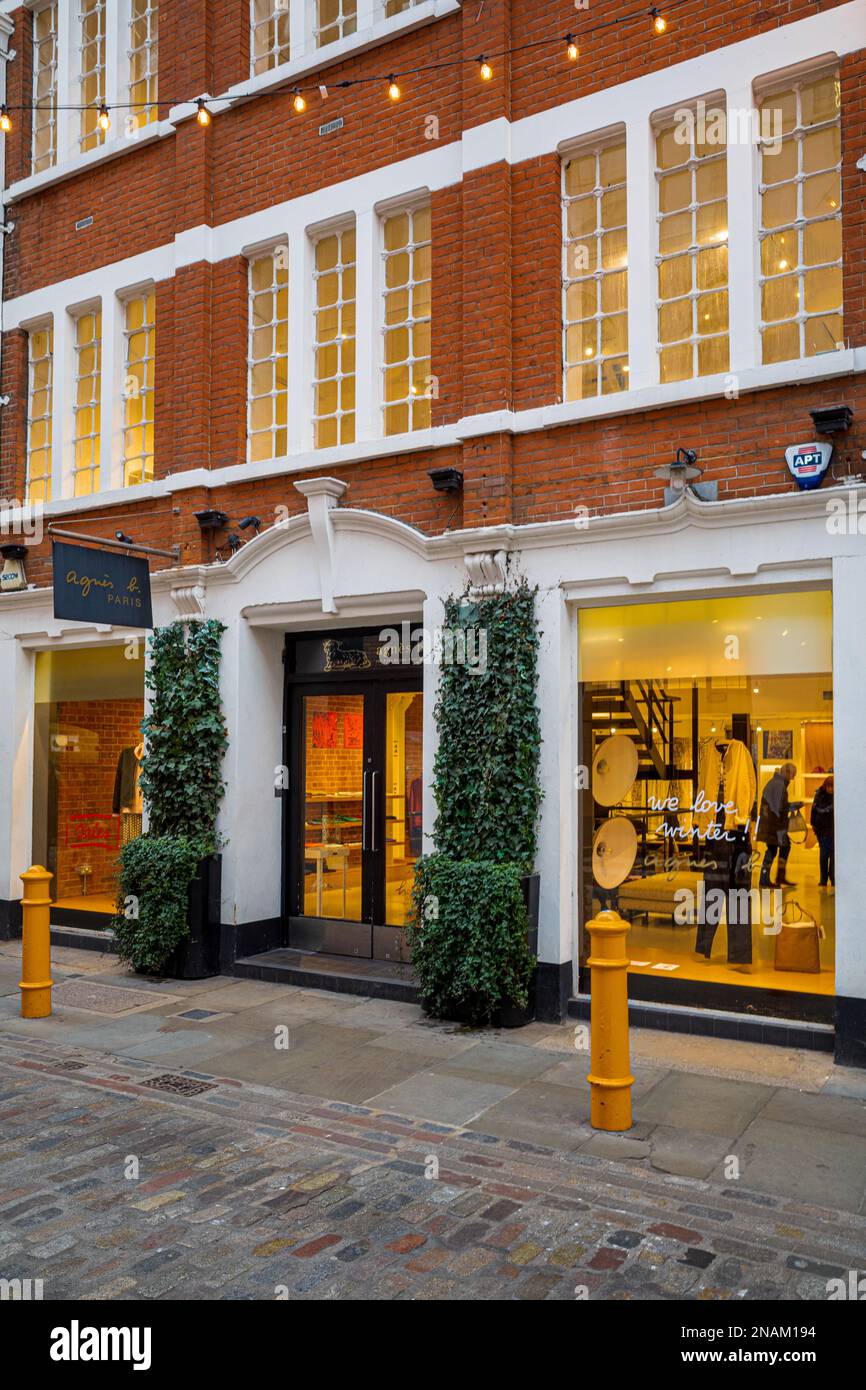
<box><xmin>47</xmin><ymin>525</ymin><xmax>179</xmax><ymax>562</ymax></box>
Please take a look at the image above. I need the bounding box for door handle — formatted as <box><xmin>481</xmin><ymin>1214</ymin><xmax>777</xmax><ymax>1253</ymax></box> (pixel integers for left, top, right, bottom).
<box><xmin>362</xmin><ymin>770</ymin><xmax>369</xmax><ymax>851</ymax></box>
<box><xmin>371</xmin><ymin>771</ymin><xmax>379</xmax><ymax>852</ymax></box>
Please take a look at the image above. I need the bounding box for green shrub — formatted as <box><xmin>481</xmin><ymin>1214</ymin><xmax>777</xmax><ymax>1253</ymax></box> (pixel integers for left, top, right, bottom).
<box><xmin>408</xmin><ymin>855</ymin><xmax>533</xmax><ymax>1024</ymax></box>
<box><xmin>112</xmin><ymin>834</ymin><xmax>206</xmax><ymax>973</ymax></box>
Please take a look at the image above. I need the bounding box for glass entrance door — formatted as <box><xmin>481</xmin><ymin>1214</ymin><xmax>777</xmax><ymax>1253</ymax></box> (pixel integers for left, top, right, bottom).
<box><xmin>301</xmin><ymin>691</ymin><xmax>367</xmax><ymax>928</ymax></box>
<box><xmin>287</xmin><ymin>680</ymin><xmax>422</xmax><ymax>959</ymax></box>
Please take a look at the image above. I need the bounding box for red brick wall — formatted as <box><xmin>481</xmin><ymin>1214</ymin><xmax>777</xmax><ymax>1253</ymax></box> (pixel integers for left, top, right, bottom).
<box><xmin>51</xmin><ymin>698</ymin><xmax>143</xmax><ymax>901</ymax></box>
<box><xmin>1</xmin><ymin>0</ymin><xmax>863</xmax><ymax>581</ymax></box>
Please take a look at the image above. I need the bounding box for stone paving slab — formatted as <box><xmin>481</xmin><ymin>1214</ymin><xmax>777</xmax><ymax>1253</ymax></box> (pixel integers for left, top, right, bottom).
<box><xmin>367</xmin><ymin>1070</ymin><xmax>518</xmax><ymax>1125</ymax></box>
<box><xmin>634</xmin><ymin>1071</ymin><xmax>774</xmax><ymax>1139</ymax></box>
<box><xmin>716</xmin><ymin>1116</ymin><xmax>866</xmax><ymax>1213</ymax></box>
<box><xmin>1</xmin><ymin>1033</ymin><xmax>865</xmax><ymax>1302</ymax></box>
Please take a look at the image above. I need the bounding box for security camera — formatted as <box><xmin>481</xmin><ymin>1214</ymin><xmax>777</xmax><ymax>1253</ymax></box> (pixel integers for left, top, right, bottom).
<box><xmin>115</xmin><ymin>531</ymin><xmax>134</xmax><ymax>544</ymax></box>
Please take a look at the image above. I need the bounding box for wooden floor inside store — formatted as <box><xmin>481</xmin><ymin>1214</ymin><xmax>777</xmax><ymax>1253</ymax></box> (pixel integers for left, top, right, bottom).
<box><xmin>623</xmin><ymin>843</ymin><xmax>835</xmax><ymax>994</ymax></box>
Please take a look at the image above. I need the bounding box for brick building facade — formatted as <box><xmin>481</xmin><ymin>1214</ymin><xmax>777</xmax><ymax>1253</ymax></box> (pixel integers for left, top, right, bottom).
<box><xmin>1</xmin><ymin>1</ymin><xmax>865</xmax><ymax>1060</ymax></box>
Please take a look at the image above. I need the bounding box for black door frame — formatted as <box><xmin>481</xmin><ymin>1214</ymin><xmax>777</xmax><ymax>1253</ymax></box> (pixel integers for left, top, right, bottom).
<box><xmin>282</xmin><ymin>630</ymin><xmax>423</xmax><ymax>959</ymax></box>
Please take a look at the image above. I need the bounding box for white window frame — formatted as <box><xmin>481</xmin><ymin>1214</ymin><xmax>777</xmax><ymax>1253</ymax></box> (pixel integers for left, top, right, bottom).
<box><xmin>250</xmin><ymin>0</ymin><xmax>291</xmax><ymax>76</ymax></box>
<box><xmin>71</xmin><ymin>302</ymin><xmax>102</xmax><ymax>496</ymax></box>
<box><xmin>31</xmin><ymin>0</ymin><xmax>59</xmax><ymax>175</ymax></box>
<box><xmin>120</xmin><ymin>286</ymin><xmax>156</xmax><ymax>485</ymax></box>
<box><xmin>25</xmin><ymin>319</ymin><xmax>54</xmax><ymax>503</ymax></box>
<box><xmin>246</xmin><ymin>243</ymin><xmax>289</xmax><ymax>463</ymax></box>
<box><xmin>561</xmin><ymin>129</ymin><xmax>629</xmax><ymax>401</ymax></box>
<box><xmin>756</xmin><ymin>63</ymin><xmax>843</xmax><ymax>365</ymax></box>
<box><xmin>127</xmin><ymin>0</ymin><xmax>159</xmax><ymax>130</ymax></box>
<box><xmin>653</xmin><ymin>94</ymin><xmax>730</xmax><ymax>384</ymax></box>
<box><xmin>380</xmin><ymin>199</ymin><xmax>432</xmax><ymax>436</ymax></box>
<box><xmin>311</xmin><ymin>219</ymin><xmax>356</xmax><ymax>448</ymax></box>
<box><xmin>314</xmin><ymin>0</ymin><xmax>357</xmax><ymax>49</ymax></box>
<box><xmin>77</xmin><ymin>0</ymin><xmax>107</xmax><ymax>153</ymax></box>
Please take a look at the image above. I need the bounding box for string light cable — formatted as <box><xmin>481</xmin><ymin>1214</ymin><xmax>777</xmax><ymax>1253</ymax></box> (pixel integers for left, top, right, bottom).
<box><xmin>0</xmin><ymin>4</ymin><xmax>689</xmax><ymax>133</ymax></box>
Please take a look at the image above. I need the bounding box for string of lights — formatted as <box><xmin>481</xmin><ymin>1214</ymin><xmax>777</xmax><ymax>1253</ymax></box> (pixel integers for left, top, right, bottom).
<box><xmin>0</xmin><ymin>3</ymin><xmax>685</xmax><ymax>135</ymax></box>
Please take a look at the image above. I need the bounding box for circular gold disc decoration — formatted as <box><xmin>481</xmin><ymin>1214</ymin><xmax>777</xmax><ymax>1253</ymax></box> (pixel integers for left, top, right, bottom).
<box><xmin>592</xmin><ymin>734</ymin><xmax>639</xmax><ymax>807</ymax></box>
<box><xmin>592</xmin><ymin>816</ymin><xmax>638</xmax><ymax>889</ymax></box>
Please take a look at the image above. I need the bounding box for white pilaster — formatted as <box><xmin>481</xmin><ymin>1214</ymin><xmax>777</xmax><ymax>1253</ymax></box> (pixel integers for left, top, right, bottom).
<box><xmin>100</xmin><ymin>289</ymin><xmax>123</xmax><ymax>491</ymax></box>
<box><xmin>356</xmin><ymin>0</ymin><xmax>376</xmax><ymax>34</ymax></box>
<box><xmin>535</xmin><ymin>585</ymin><xmax>576</xmax><ymax>973</ymax></box>
<box><xmin>57</xmin><ymin>0</ymin><xmax>78</xmax><ymax>163</ymax></box>
<box><xmin>625</xmin><ymin>115</ymin><xmax>657</xmax><ymax>392</ymax></box>
<box><xmin>104</xmin><ymin>0</ymin><xmax>120</xmax><ymax>113</ymax></box>
<box><xmin>353</xmin><ymin>206</ymin><xmax>377</xmax><ymax>442</ymax></box>
<box><xmin>51</xmin><ymin>307</ymin><xmax>74</xmax><ymax>501</ymax></box>
<box><xmin>831</xmin><ymin>552</ymin><xmax>866</xmax><ymax>1005</ymax></box>
<box><xmin>287</xmin><ymin>232</ymin><xmax>308</xmax><ymax>453</ymax></box>
<box><xmin>289</xmin><ymin>0</ymin><xmax>308</xmax><ymax>63</ymax></box>
<box><xmin>725</xmin><ymin>83</ymin><xmax>761</xmax><ymax>375</ymax></box>
<box><xmin>0</xmin><ymin>638</ymin><xmax>35</xmax><ymax>899</ymax></box>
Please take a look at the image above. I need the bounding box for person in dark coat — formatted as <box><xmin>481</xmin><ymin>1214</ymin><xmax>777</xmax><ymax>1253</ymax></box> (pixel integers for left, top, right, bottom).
<box><xmin>810</xmin><ymin>774</ymin><xmax>834</xmax><ymax>887</ymax></box>
<box><xmin>756</xmin><ymin>762</ymin><xmax>798</xmax><ymax>888</ymax></box>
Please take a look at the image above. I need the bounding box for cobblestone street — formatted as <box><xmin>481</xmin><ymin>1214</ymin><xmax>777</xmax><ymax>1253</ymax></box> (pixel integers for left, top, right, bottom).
<box><xmin>2</xmin><ymin>1027</ymin><xmax>866</xmax><ymax>1302</ymax></box>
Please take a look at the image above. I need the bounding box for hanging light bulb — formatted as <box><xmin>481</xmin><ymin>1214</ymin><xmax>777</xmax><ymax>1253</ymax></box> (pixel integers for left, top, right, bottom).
<box><xmin>651</xmin><ymin>7</ymin><xmax>667</xmax><ymax>34</ymax></box>
<box><xmin>0</xmin><ymin>105</ymin><xmax>11</xmax><ymax>134</ymax></box>
<box><xmin>196</xmin><ymin>98</ymin><xmax>211</xmax><ymax>127</ymax></box>
<box><xmin>478</xmin><ymin>56</ymin><xmax>493</xmax><ymax>82</ymax></box>
<box><xmin>292</xmin><ymin>88</ymin><xmax>306</xmax><ymax>114</ymax></box>
<box><xmin>566</xmin><ymin>34</ymin><xmax>579</xmax><ymax>62</ymax></box>
<box><xmin>388</xmin><ymin>75</ymin><xmax>401</xmax><ymax>102</ymax></box>
<box><xmin>97</xmin><ymin>103</ymin><xmax>110</xmax><ymax>132</ymax></box>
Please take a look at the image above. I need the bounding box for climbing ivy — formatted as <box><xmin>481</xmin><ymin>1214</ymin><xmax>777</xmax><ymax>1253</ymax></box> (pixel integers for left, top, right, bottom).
<box><xmin>139</xmin><ymin>619</ymin><xmax>228</xmax><ymax>840</ymax></box>
<box><xmin>112</xmin><ymin>619</ymin><xmax>227</xmax><ymax>972</ymax></box>
<box><xmin>432</xmin><ymin>582</ymin><xmax>542</xmax><ymax>872</ymax></box>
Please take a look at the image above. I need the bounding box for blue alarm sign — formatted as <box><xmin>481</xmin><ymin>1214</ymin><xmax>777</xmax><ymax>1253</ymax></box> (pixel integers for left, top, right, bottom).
<box><xmin>785</xmin><ymin>441</ymin><xmax>833</xmax><ymax>491</ymax></box>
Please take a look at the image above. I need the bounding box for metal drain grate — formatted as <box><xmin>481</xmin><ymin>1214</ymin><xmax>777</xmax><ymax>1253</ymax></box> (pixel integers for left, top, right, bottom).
<box><xmin>140</xmin><ymin>1073</ymin><xmax>217</xmax><ymax>1097</ymax></box>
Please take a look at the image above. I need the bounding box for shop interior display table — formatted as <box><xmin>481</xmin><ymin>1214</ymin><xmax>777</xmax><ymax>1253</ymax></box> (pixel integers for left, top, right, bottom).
<box><xmin>304</xmin><ymin>842</ymin><xmax>350</xmax><ymax>917</ymax></box>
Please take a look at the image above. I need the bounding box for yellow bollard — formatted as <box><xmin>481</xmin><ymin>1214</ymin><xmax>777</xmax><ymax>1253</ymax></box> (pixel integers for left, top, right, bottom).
<box><xmin>19</xmin><ymin>865</ymin><xmax>54</xmax><ymax>1019</ymax></box>
<box><xmin>586</xmin><ymin>910</ymin><xmax>633</xmax><ymax>1131</ymax></box>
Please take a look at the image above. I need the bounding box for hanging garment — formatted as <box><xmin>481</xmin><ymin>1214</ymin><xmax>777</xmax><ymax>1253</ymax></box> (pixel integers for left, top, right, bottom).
<box><xmin>121</xmin><ymin>812</ymin><xmax>143</xmax><ymax>845</ymax></box>
<box><xmin>695</xmin><ymin>739</ymin><xmax>755</xmax><ymax>835</ymax></box>
<box><xmin>694</xmin><ymin>824</ymin><xmax>753</xmax><ymax>964</ymax></box>
<box><xmin>694</xmin><ymin>741</ymin><xmax>722</xmax><ymax>838</ymax></box>
<box><xmin>722</xmin><ymin>740</ymin><xmax>757</xmax><ymax>827</ymax></box>
<box><xmin>406</xmin><ymin>777</ymin><xmax>423</xmax><ymax>857</ymax></box>
<box><xmin>113</xmin><ymin>746</ymin><xmax>142</xmax><ymax>815</ymax></box>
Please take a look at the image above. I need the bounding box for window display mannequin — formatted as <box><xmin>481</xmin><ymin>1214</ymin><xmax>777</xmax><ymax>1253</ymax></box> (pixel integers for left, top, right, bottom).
<box><xmin>694</xmin><ymin>738</ymin><xmax>755</xmax><ymax>968</ymax></box>
<box><xmin>113</xmin><ymin>741</ymin><xmax>143</xmax><ymax>842</ymax></box>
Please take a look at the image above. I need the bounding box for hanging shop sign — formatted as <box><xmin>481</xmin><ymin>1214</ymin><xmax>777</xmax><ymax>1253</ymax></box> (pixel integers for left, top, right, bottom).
<box><xmin>785</xmin><ymin>441</ymin><xmax>833</xmax><ymax>491</ymax></box>
<box><xmin>52</xmin><ymin>541</ymin><xmax>153</xmax><ymax>628</ymax></box>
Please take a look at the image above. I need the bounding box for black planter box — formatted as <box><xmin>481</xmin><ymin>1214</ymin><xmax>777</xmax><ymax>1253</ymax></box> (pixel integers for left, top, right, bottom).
<box><xmin>499</xmin><ymin>872</ymin><xmax>540</xmax><ymax>1028</ymax></box>
<box><xmin>160</xmin><ymin>853</ymin><xmax>222</xmax><ymax>979</ymax></box>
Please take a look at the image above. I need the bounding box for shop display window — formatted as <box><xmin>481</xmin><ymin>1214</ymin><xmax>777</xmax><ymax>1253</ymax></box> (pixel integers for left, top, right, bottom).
<box><xmin>579</xmin><ymin>591</ymin><xmax>834</xmax><ymax>1001</ymax></box>
<box><xmin>32</xmin><ymin>645</ymin><xmax>145</xmax><ymax>918</ymax></box>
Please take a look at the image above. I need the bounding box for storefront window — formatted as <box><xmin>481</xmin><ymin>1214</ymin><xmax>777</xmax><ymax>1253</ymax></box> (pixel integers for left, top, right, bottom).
<box><xmin>32</xmin><ymin>645</ymin><xmax>145</xmax><ymax>918</ymax></box>
<box><xmin>578</xmin><ymin>591</ymin><xmax>834</xmax><ymax>1004</ymax></box>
